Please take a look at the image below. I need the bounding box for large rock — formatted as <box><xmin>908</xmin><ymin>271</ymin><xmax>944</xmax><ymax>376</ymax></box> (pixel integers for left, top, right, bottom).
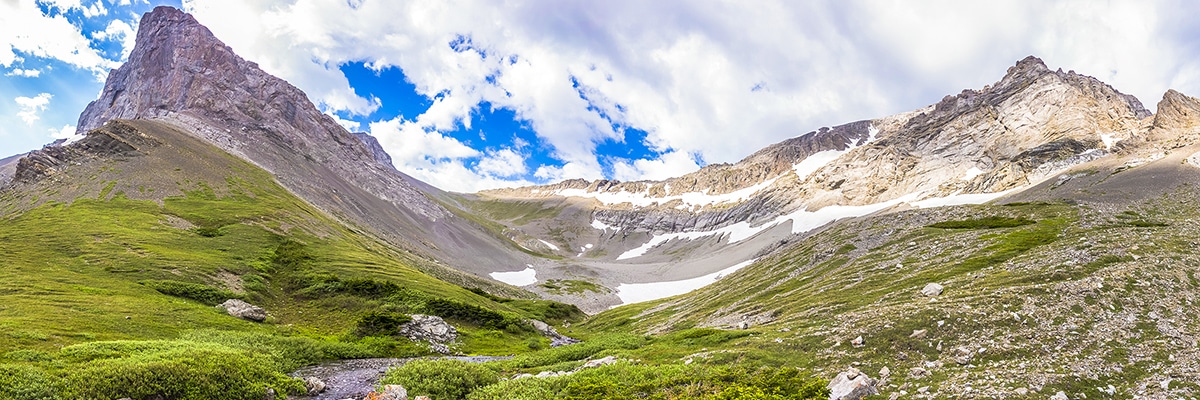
<box><xmin>527</xmin><ymin>319</ymin><xmax>581</xmax><ymax>347</ymax></box>
<box><xmin>397</xmin><ymin>315</ymin><xmax>457</xmax><ymax>353</ymax></box>
<box><xmin>216</xmin><ymin>299</ymin><xmax>266</xmax><ymax>322</ymax></box>
<box><xmin>921</xmin><ymin>283</ymin><xmax>944</xmax><ymax>297</ymax></box>
<box><xmin>827</xmin><ymin>368</ymin><xmax>879</xmax><ymax>400</ymax></box>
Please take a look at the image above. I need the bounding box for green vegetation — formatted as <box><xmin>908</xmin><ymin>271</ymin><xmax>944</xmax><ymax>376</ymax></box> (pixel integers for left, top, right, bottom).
<box><xmin>540</xmin><ymin>279</ymin><xmax>609</xmax><ymax>295</ymax></box>
<box><xmin>0</xmin><ymin>122</ymin><xmax>582</xmax><ymax>398</ymax></box>
<box><xmin>928</xmin><ymin>215</ymin><xmax>1036</xmax><ymax>229</ymax></box>
<box><xmin>469</xmin><ymin>363</ymin><xmax>828</xmax><ymax>400</ymax></box>
<box><xmin>139</xmin><ymin>279</ymin><xmax>242</xmax><ymax>306</ymax></box>
<box><xmin>382</xmin><ymin>359</ymin><xmax>500</xmax><ymax>400</ymax></box>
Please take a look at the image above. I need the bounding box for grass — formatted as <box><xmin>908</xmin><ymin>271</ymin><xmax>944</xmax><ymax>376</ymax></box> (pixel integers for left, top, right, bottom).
<box><xmin>928</xmin><ymin>216</ymin><xmax>1037</xmax><ymax>229</ymax></box>
<box><xmin>539</xmin><ymin>279</ymin><xmax>609</xmax><ymax>295</ymax></box>
<box><xmin>0</xmin><ymin>120</ymin><xmax>586</xmax><ymax>397</ymax></box>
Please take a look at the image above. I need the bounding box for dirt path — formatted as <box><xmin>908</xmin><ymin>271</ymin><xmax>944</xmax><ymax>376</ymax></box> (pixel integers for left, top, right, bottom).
<box><xmin>290</xmin><ymin>356</ymin><xmax>511</xmax><ymax>400</ymax></box>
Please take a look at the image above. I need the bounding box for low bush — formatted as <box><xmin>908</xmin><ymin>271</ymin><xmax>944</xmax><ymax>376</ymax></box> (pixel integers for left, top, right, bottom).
<box><xmin>928</xmin><ymin>216</ymin><xmax>1036</xmax><ymax>229</ymax></box>
<box><xmin>0</xmin><ymin>364</ymin><xmax>57</xmax><ymax>400</ymax></box>
<box><xmin>382</xmin><ymin>359</ymin><xmax>500</xmax><ymax>400</ymax></box>
<box><xmin>498</xmin><ymin>334</ymin><xmax>648</xmax><ymax>369</ymax></box>
<box><xmin>468</xmin><ymin>363</ymin><xmax>828</xmax><ymax>400</ymax></box>
<box><xmin>424</xmin><ymin>298</ymin><xmax>510</xmax><ymax>329</ymax></box>
<box><xmin>354</xmin><ymin>310</ymin><xmax>413</xmax><ymax>338</ymax></box>
<box><xmin>139</xmin><ymin>279</ymin><xmax>241</xmax><ymax>306</ymax></box>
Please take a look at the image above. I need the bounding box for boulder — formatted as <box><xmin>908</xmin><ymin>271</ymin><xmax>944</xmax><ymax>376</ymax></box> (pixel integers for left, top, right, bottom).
<box><xmin>851</xmin><ymin>336</ymin><xmax>865</xmax><ymax>347</ymax></box>
<box><xmin>921</xmin><ymin>283</ymin><xmax>944</xmax><ymax>297</ymax></box>
<box><xmin>580</xmin><ymin>355</ymin><xmax>618</xmax><ymax>369</ymax></box>
<box><xmin>397</xmin><ymin>315</ymin><xmax>457</xmax><ymax>353</ymax></box>
<box><xmin>303</xmin><ymin>377</ymin><xmax>326</xmax><ymax>395</ymax></box>
<box><xmin>827</xmin><ymin>368</ymin><xmax>879</xmax><ymax>400</ymax></box>
<box><xmin>216</xmin><ymin>299</ymin><xmax>267</xmax><ymax>322</ymax></box>
<box><xmin>527</xmin><ymin>319</ymin><xmax>580</xmax><ymax>347</ymax></box>
<box><xmin>1050</xmin><ymin>391</ymin><xmax>1068</xmax><ymax>400</ymax></box>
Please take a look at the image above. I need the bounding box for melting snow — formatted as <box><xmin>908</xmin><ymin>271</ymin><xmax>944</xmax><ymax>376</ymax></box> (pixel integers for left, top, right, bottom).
<box><xmin>537</xmin><ymin>239</ymin><xmax>560</xmax><ymax>251</ymax></box>
<box><xmin>615</xmin><ymin>259</ymin><xmax>756</xmax><ymax>305</ymax></box>
<box><xmin>1100</xmin><ymin>133</ymin><xmax>1120</xmax><ymax>150</ymax></box>
<box><xmin>909</xmin><ymin>190</ymin><xmax>1016</xmax><ymax>208</ymax></box>
<box><xmin>961</xmin><ymin>167</ymin><xmax>985</xmax><ymax>181</ymax></box>
<box><xmin>490</xmin><ymin>266</ymin><xmax>538</xmax><ymax>286</ymax></box>
<box><xmin>591</xmin><ymin>219</ymin><xmax>620</xmax><ymax>231</ymax></box>
<box><xmin>792</xmin><ymin>125</ymin><xmax>878</xmax><ymax>180</ymax></box>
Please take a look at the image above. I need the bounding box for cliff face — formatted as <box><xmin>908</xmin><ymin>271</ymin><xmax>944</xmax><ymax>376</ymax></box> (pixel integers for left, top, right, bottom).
<box><xmin>70</xmin><ymin>6</ymin><xmax>530</xmax><ymax>276</ymax></box>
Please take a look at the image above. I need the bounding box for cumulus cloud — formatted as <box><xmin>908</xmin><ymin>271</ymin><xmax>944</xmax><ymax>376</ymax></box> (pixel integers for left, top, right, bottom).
<box><xmin>15</xmin><ymin>93</ymin><xmax>53</xmax><ymax>126</ymax></box>
<box><xmin>0</xmin><ymin>1</ymin><xmax>120</xmax><ymax>79</ymax></box>
<box><xmin>92</xmin><ymin>18</ymin><xmax>137</xmax><ymax>60</ymax></box>
<box><xmin>181</xmin><ymin>0</ymin><xmax>1200</xmax><ymax>192</ymax></box>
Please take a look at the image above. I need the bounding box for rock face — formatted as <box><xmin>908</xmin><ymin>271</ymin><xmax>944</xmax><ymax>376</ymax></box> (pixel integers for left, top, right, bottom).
<box><xmin>73</xmin><ymin>6</ymin><xmax>530</xmax><ymax>278</ymax></box>
<box><xmin>216</xmin><ymin>299</ymin><xmax>266</xmax><ymax>322</ymax></box>
<box><xmin>1148</xmin><ymin>89</ymin><xmax>1200</xmax><ymax>149</ymax></box>
<box><xmin>397</xmin><ymin>315</ymin><xmax>457</xmax><ymax>353</ymax></box>
<box><xmin>827</xmin><ymin>368</ymin><xmax>879</xmax><ymax>400</ymax></box>
<box><xmin>13</xmin><ymin>120</ymin><xmax>162</xmax><ymax>185</ymax></box>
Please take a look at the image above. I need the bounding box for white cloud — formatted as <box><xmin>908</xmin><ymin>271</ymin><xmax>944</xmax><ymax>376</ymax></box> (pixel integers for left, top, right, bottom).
<box><xmin>0</xmin><ymin>1</ymin><xmax>120</xmax><ymax>78</ymax></box>
<box><xmin>6</xmin><ymin>68</ymin><xmax>42</xmax><ymax>77</ymax></box>
<box><xmin>324</xmin><ymin>111</ymin><xmax>360</xmax><ymax>132</ymax></box>
<box><xmin>476</xmin><ymin>148</ymin><xmax>528</xmax><ymax>178</ymax></box>
<box><xmin>92</xmin><ymin>18</ymin><xmax>136</xmax><ymax>60</ymax></box>
<box><xmin>49</xmin><ymin>124</ymin><xmax>77</xmax><ymax>139</ymax></box>
<box><xmin>15</xmin><ymin>93</ymin><xmax>53</xmax><ymax>126</ymax></box>
<box><xmin>180</xmin><ymin>0</ymin><xmax>1200</xmax><ymax>191</ymax></box>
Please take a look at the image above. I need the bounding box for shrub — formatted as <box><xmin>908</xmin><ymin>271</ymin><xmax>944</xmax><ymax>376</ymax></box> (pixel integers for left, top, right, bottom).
<box><xmin>498</xmin><ymin>334</ymin><xmax>648</xmax><ymax>369</ymax></box>
<box><xmin>928</xmin><ymin>216</ymin><xmax>1036</xmax><ymax>229</ymax></box>
<box><xmin>0</xmin><ymin>364</ymin><xmax>57</xmax><ymax>400</ymax></box>
<box><xmin>139</xmin><ymin>279</ymin><xmax>241</xmax><ymax>306</ymax></box>
<box><xmin>468</xmin><ymin>363</ymin><xmax>828</xmax><ymax>400</ymax></box>
<box><xmin>382</xmin><ymin>359</ymin><xmax>499</xmax><ymax>400</ymax></box>
<box><xmin>59</xmin><ymin>344</ymin><xmax>305</xmax><ymax>400</ymax></box>
<box><xmin>424</xmin><ymin>298</ymin><xmax>510</xmax><ymax>329</ymax></box>
<box><xmin>355</xmin><ymin>310</ymin><xmax>413</xmax><ymax>338</ymax></box>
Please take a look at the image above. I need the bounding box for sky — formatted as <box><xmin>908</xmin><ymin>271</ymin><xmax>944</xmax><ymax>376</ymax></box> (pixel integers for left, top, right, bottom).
<box><xmin>4</xmin><ymin>1</ymin><xmax>1200</xmax><ymax>192</ymax></box>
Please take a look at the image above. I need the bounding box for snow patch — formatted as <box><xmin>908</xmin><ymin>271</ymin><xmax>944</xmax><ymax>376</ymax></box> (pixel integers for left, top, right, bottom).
<box><xmin>490</xmin><ymin>266</ymin><xmax>538</xmax><ymax>286</ymax></box>
<box><xmin>909</xmin><ymin>189</ymin><xmax>1016</xmax><ymax>208</ymax></box>
<box><xmin>1100</xmin><ymin>133</ymin><xmax>1120</xmax><ymax>150</ymax></box>
<box><xmin>537</xmin><ymin>239</ymin><xmax>560</xmax><ymax>251</ymax></box>
<box><xmin>792</xmin><ymin>124</ymin><xmax>878</xmax><ymax>180</ymax></box>
<box><xmin>961</xmin><ymin>167</ymin><xmax>985</xmax><ymax>181</ymax></box>
<box><xmin>591</xmin><ymin>219</ymin><xmax>620</xmax><ymax>231</ymax></box>
<box><xmin>615</xmin><ymin>259</ymin><xmax>756</xmax><ymax>305</ymax></box>
<box><xmin>1188</xmin><ymin>151</ymin><xmax>1200</xmax><ymax>168</ymax></box>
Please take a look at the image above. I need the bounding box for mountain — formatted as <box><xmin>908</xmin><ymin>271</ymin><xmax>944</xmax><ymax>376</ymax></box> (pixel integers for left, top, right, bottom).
<box><xmin>466</xmin><ymin>56</ymin><xmax>1169</xmax><ymax>312</ymax></box>
<box><xmin>73</xmin><ymin>6</ymin><xmax>533</xmax><ymax>279</ymax></box>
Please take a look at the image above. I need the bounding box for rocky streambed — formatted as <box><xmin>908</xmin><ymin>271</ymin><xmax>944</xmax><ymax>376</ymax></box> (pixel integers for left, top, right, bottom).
<box><xmin>290</xmin><ymin>356</ymin><xmax>511</xmax><ymax>400</ymax></box>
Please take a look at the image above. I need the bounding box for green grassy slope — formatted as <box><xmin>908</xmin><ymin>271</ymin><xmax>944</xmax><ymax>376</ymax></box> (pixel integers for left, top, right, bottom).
<box><xmin>577</xmin><ymin>194</ymin><xmax>1200</xmax><ymax>398</ymax></box>
<box><xmin>0</xmin><ymin>120</ymin><xmax>582</xmax><ymax>399</ymax></box>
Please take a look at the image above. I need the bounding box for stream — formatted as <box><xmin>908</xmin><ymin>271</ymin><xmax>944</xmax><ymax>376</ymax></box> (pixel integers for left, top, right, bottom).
<box><xmin>290</xmin><ymin>356</ymin><xmax>512</xmax><ymax>400</ymax></box>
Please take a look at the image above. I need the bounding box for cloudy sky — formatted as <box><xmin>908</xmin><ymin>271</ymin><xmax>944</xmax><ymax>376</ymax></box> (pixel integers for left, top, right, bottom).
<box><xmin>4</xmin><ymin>0</ymin><xmax>1200</xmax><ymax>192</ymax></box>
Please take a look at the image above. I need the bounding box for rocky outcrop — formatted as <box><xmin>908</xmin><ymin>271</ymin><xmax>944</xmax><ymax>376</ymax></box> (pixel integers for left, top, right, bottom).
<box><xmin>364</xmin><ymin>384</ymin><xmax>407</xmax><ymax>400</ymax></box>
<box><xmin>354</xmin><ymin>132</ymin><xmax>396</xmax><ymax>170</ymax></box>
<box><xmin>1147</xmin><ymin>89</ymin><xmax>1200</xmax><ymax>149</ymax></box>
<box><xmin>12</xmin><ymin>120</ymin><xmax>162</xmax><ymax>185</ymax></box>
<box><xmin>397</xmin><ymin>315</ymin><xmax>457</xmax><ymax>353</ymax></box>
<box><xmin>216</xmin><ymin>299</ymin><xmax>267</xmax><ymax>322</ymax></box>
<box><xmin>527</xmin><ymin>319</ymin><xmax>580</xmax><ymax>346</ymax></box>
<box><xmin>827</xmin><ymin>368</ymin><xmax>879</xmax><ymax>400</ymax></box>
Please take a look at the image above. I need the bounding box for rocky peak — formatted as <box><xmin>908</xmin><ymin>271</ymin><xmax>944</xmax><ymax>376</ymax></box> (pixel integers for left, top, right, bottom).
<box><xmin>1146</xmin><ymin>89</ymin><xmax>1200</xmax><ymax>149</ymax></box>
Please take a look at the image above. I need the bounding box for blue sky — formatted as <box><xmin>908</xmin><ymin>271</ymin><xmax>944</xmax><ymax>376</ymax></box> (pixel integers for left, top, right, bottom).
<box><xmin>5</xmin><ymin>1</ymin><xmax>1200</xmax><ymax>192</ymax></box>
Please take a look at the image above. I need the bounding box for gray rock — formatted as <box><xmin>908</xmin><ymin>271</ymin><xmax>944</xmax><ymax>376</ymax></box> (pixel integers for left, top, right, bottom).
<box><xmin>579</xmin><ymin>355</ymin><xmax>618</xmax><ymax>370</ymax></box>
<box><xmin>1050</xmin><ymin>391</ymin><xmax>1068</xmax><ymax>400</ymax></box>
<box><xmin>303</xmin><ymin>376</ymin><xmax>326</xmax><ymax>394</ymax></box>
<box><xmin>827</xmin><ymin>368</ymin><xmax>879</xmax><ymax>400</ymax></box>
<box><xmin>397</xmin><ymin>315</ymin><xmax>457</xmax><ymax>353</ymax></box>
<box><xmin>851</xmin><ymin>336</ymin><xmax>865</xmax><ymax>347</ymax></box>
<box><xmin>216</xmin><ymin>299</ymin><xmax>267</xmax><ymax>322</ymax></box>
<box><xmin>527</xmin><ymin>319</ymin><xmax>580</xmax><ymax>347</ymax></box>
<box><xmin>910</xmin><ymin>329</ymin><xmax>927</xmax><ymax>339</ymax></box>
<box><xmin>909</xmin><ymin>367</ymin><xmax>930</xmax><ymax>379</ymax></box>
<box><xmin>1015</xmin><ymin>388</ymin><xmax>1030</xmax><ymax>396</ymax></box>
<box><xmin>364</xmin><ymin>384</ymin><xmax>407</xmax><ymax>400</ymax></box>
<box><xmin>921</xmin><ymin>283</ymin><xmax>944</xmax><ymax>297</ymax></box>
<box><xmin>952</xmin><ymin>347</ymin><xmax>973</xmax><ymax>365</ymax></box>
<box><xmin>263</xmin><ymin>387</ymin><xmax>275</xmax><ymax>400</ymax></box>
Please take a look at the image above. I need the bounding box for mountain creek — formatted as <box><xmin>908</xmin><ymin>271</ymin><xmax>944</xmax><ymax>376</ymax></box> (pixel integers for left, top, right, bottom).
<box><xmin>290</xmin><ymin>356</ymin><xmax>511</xmax><ymax>400</ymax></box>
